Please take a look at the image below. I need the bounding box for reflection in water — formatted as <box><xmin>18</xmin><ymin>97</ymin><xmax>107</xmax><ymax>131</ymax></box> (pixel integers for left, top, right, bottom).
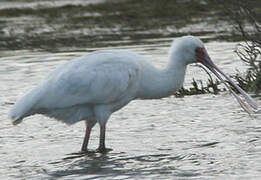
<box><xmin>1</xmin><ymin>40</ymin><xmax>261</xmax><ymax>179</ymax></box>
<box><xmin>50</xmin><ymin>152</ymin><xmax>202</xmax><ymax>179</ymax></box>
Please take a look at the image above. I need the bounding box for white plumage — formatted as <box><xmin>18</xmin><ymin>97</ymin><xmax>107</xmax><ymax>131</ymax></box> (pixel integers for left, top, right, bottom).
<box><xmin>9</xmin><ymin>36</ymin><xmax>257</xmax><ymax>152</ymax></box>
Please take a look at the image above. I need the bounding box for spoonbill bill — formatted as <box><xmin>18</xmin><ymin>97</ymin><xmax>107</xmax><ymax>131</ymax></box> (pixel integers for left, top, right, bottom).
<box><xmin>9</xmin><ymin>36</ymin><xmax>258</xmax><ymax>152</ymax></box>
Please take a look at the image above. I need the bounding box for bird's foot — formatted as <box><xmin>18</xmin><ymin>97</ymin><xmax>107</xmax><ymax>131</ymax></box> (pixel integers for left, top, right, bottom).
<box><xmin>96</xmin><ymin>147</ymin><xmax>113</xmax><ymax>153</ymax></box>
<box><xmin>69</xmin><ymin>149</ymin><xmax>96</xmax><ymax>156</ymax></box>
<box><xmin>81</xmin><ymin>149</ymin><xmax>97</xmax><ymax>154</ymax></box>
<box><xmin>64</xmin><ymin>150</ymin><xmax>97</xmax><ymax>159</ymax></box>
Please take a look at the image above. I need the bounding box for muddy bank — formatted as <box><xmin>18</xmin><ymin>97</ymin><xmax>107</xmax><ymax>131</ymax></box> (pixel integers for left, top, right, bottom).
<box><xmin>0</xmin><ymin>0</ymin><xmax>235</xmax><ymax>52</ymax></box>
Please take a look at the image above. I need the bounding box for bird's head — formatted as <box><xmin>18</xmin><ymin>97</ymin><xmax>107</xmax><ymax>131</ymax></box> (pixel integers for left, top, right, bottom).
<box><xmin>171</xmin><ymin>35</ymin><xmax>258</xmax><ymax>114</ymax></box>
<box><xmin>170</xmin><ymin>35</ymin><xmax>205</xmax><ymax>65</ymax></box>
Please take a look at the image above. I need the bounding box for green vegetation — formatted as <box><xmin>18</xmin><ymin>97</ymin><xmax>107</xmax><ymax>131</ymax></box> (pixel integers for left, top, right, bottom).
<box><xmin>220</xmin><ymin>0</ymin><xmax>261</xmax><ymax>94</ymax></box>
<box><xmin>175</xmin><ymin>78</ymin><xmax>223</xmax><ymax>97</ymax></box>
<box><xmin>177</xmin><ymin>0</ymin><xmax>261</xmax><ymax>96</ymax></box>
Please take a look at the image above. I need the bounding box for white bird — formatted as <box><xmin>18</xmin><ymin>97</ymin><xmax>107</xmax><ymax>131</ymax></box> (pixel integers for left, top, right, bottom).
<box><xmin>9</xmin><ymin>36</ymin><xmax>258</xmax><ymax>153</ymax></box>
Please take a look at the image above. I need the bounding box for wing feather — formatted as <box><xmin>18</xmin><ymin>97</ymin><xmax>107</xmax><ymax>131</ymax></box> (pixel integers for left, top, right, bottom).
<box><xmin>39</xmin><ymin>56</ymin><xmax>140</xmax><ymax>109</ymax></box>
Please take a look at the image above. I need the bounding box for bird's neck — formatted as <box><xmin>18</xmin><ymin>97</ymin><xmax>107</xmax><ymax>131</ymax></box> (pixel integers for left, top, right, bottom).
<box><xmin>137</xmin><ymin>53</ymin><xmax>187</xmax><ymax>99</ymax></box>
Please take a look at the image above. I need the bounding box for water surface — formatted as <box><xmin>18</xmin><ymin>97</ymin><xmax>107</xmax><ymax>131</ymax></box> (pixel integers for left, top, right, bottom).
<box><xmin>1</xmin><ymin>39</ymin><xmax>261</xmax><ymax>179</ymax></box>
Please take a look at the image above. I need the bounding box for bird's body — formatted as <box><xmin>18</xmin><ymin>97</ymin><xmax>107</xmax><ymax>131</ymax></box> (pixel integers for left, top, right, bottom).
<box><xmin>10</xmin><ymin>49</ymin><xmax>185</xmax><ymax>125</ymax></box>
<box><xmin>9</xmin><ymin>36</ymin><xmax>258</xmax><ymax>152</ymax></box>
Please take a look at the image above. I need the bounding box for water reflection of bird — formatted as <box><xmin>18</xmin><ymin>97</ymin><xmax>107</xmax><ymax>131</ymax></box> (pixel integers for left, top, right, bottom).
<box><xmin>9</xmin><ymin>36</ymin><xmax>257</xmax><ymax>153</ymax></box>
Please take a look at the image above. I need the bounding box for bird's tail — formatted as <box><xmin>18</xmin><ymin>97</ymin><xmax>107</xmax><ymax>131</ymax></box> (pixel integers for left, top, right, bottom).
<box><xmin>9</xmin><ymin>87</ymin><xmax>41</xmax><ymax>125</ymax></box>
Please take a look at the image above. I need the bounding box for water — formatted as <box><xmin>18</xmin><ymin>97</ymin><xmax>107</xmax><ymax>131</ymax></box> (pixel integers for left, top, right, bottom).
<box><xmin>0</xmin><ymin>0</ymin><xmax>116</xmax><ymax>10</ymax></box>
<box><xmin>1</xmin><ymin>38</ymin><xmax>261</xmax><ymax>179</ymax></box>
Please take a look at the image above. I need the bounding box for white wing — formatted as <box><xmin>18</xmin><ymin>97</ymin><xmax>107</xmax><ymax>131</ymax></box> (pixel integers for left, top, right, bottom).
<box><xmin>38</xmin><ymin>51</ymin><xmax>140</xmax><ymax>109</ymax></box>
<box><xmin>9</xmin><ymin>50</ymin><xmax>142</xmax><ymax>123</ymax></box>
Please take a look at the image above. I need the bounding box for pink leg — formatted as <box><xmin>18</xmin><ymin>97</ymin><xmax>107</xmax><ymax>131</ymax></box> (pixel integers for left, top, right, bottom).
<box><xmin>81</xmin><ymin>125</ymin><xmax>92</xmax><ymax>152</ymax></box>
<box><xmin>98</xmin><ymin>125</ymin><xmax>106</xmax><ymax>152</ymax></box>
<box><xmin>97</xmin><ymin>125</ymin><xmax>113</xmax><ymax>153</ymax></box>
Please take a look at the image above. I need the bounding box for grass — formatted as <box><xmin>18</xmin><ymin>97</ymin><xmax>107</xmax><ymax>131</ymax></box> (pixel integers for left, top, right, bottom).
<box><xmin>222</xmin><ymin>0</ymin><xmax>261</xmax><ymax>95</ymax></box>
<box><xmin>175</xmin><ymin>66</ymin><xmax>224</xmax><ymax>97</ymax></box>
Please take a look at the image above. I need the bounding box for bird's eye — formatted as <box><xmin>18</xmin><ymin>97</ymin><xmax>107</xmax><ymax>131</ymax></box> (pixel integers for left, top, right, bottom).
<box><xmin>195</xmin><ymin>47</ymin><xmax>204</xmax><ymax>56</ymax></box>
<box><xmin>195</xmin><ymin>47</ymin><xmax>205</xmax><ymax>62</ymax></box>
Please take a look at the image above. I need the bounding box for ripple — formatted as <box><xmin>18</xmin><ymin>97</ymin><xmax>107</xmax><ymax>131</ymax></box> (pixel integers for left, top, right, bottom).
<box><xmin>1</xmin><ymin>41</ymin><xmax>261</xmax><ymax>179</ymax></box>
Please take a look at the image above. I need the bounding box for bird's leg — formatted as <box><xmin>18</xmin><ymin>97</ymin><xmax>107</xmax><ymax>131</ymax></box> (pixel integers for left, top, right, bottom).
<box><xmin>81</xmin><ymin>124</ymin><xmax>92</xmax><ymax>152</ymax></box>
<box><xmin>98</xmin><ymin>125</ymin><xmax>106</xmax><ymax>152</ymax></box>
<box><xmin>97</xmin><ymin>125</ymin><xmax>112</xmax><ymax>153</ymax></box>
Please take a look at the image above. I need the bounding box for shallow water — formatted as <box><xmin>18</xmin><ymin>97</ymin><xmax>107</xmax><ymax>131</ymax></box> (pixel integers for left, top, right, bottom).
<box><xmin>1</xmin><ymin>38</ymin><xmax>261</xmax><ymax>179</ymax></box>
<box><xmin>0</xmin><ymin>0</ymin><xmax>113</xmax><ymax>9</ymax></box>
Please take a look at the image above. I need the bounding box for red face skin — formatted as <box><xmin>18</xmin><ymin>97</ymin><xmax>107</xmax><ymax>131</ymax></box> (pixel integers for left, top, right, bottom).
<box><xmin>196</xmin><ymin>47</ymin><xmax>213</xmax><ymax>66</ymax></box>
<box><xmin>195</xmin><ymin>47</ymin><xmax>258</xmax><ymax>114</ymax></box>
